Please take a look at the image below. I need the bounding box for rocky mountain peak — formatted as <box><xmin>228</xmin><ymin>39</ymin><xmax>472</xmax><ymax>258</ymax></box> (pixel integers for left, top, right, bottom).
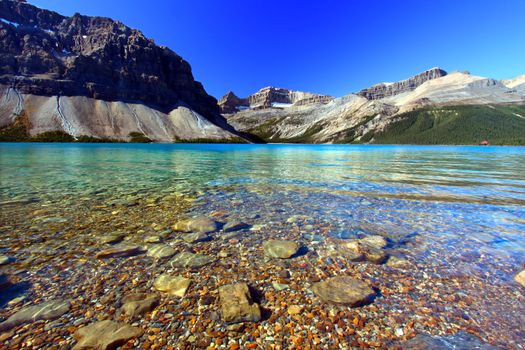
<box><xmin>217</xmin><ymin>91</ymin><xmax>249</xmax><ymax>114</ymax></box>
<box><xmin>218</xmin><ymin>86</ymin><xmax>333</xmax><ymax>114</ymax></box>
<box><xmin>0</xmin><ymin>0</ymin><xmax>221</xmax><ymax>121</ymax></box>
<box><xmin>358</xmin><ymin>67</ymin><xmax>447</xmax><ymax>100</ymax></box>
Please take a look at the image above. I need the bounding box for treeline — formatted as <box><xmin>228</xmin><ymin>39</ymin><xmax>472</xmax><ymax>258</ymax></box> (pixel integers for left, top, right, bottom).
<box><xmin>369</xmin><ymin>105</ymin><xmax>525</xmax><ymax>145</ymax></box>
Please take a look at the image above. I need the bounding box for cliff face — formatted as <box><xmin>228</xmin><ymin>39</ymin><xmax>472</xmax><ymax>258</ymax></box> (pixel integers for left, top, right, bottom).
<box><xmin>218</xmin><ymin>87</ymin><xmax>333</xmax><ymax>113</ymax></box>
<box><xmin>0</xmin><ymin>0</ymin><xmax>231</xmax><ymax>137</ymax></box>
<box><xmin>357</xmin><ymin>68</ymin><xmax>447</xmax><ymax>100</ymax></box>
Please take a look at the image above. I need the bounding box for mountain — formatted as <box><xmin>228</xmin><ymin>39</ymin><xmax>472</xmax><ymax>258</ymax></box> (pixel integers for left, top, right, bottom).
<box><xmin>218</xmin><ymin>87</ymin><xmax>333</xmax><ymax>114</ymax></box>
<box><xmin>357</xmin><ymin>67</ymin><xmax>447</xmax><ymax>100</ymax></box>
<box><xmin>225</xmin><ymin>68</ymin><xmax>525</xmax><ymax>145</ymax></box>
<box><xmin>0</xmin><ymin>0</ymin><xmax>242</xmax><ymax>142</ymax></box>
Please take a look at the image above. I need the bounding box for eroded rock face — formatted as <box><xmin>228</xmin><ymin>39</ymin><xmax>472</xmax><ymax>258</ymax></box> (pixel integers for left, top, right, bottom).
<box><xmin>218</xmin><ymin>283</ymin><xmax>261</xmax><ymax>323</ymax></box>
<box><xmin>0</xmin><ymin>299</ymin><xmax>71</xmax><ymax>332</ymax></box>
<box><xmin>0</xmin><ymin>0</ymin><xmax>220</xmax><ymax>121</ymax></box>
<box><xmin>311</xmin><ymin>276</ymin><xmax>375</xmax><ymax>306</ymax></box>
<box><xmin>73</xmin><ymin>320</ymin><xmax>143</xmax><ymax>350</ymax></box>
<box><xmin>357</xmin><ymin>68</ymin><xmax>447</xmax><ymax>100</ymax></box>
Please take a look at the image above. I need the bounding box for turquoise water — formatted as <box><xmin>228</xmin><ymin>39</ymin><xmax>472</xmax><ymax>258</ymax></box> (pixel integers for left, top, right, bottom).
<box><xmin>1</xmin><ymin>143</ymin><xmax>525</xmax><ymax>347</ymax></box>
<box><xmin>2</xmin><ymin>143</ymin><xmax>525</xmax><ymax>261</ymax></box>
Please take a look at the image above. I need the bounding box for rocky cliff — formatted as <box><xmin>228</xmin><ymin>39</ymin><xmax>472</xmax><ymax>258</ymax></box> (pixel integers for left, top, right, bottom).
<box><xmin>218</xmin><ymin>87</ymin><xmax>333</xmax><ymax>113</ymax></box>
<box><xmin>0</xmin><ymin>0</ymin><xmax>240</xmax><ymax>141</ymax></box>
<box><xmin>357</xmin><ymin>68</ymin><xmax>447</xmax><ymax>100</ymax></box>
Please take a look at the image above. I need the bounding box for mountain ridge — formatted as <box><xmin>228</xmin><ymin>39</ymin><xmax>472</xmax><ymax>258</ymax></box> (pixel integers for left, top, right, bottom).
<box><xmin>225</xmin><ymin>68</ymin><xmax>525</xmax><ymax>145</ymax></box>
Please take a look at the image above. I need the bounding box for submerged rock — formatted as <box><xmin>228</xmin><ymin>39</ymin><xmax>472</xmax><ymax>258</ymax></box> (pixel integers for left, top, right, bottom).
<box><xmin>0</xmin><ymin>275</ymin><xmax>9</xmax><ymax>290</ymax></box>
<box><xmin>401</xmin><ymin>331</ymin><xmax>497</xmax><ymax>349</ymax></box>
<box><xmin>335</xmin><ymin>243</ymin><xmax>365</xmax><ymax>262</ymax></box>
<box><xmin>120</xmin><ymin>293</ymin><xmax>159</xmax><ymax>317</ymax></box>
<box><xmin>144</xmin><ymin>235</ymin><xmax>162</xmax><ymax>243</ymax></box>
<box><xmin>0</xmin><ymin>255</ymin><xmax>12</xmax><ymax>265</ymax></box>
<box><xmin>337</xmin><ymin>239</ymin><xmax>387</xmax><ymax>264</ymax></box>
<box><xmin>311</xmin><ymin>276</ymin><xmax>375</xmax><ymax>306</ymax></box>
<box><xmin>0</xmin><ymin>299</ymin><xmax>71</xmax><ymax>332</ymax></box>
<box><xmin>219</xmin><ymin>283</ymin><xmax>261</xmax><ymax>323</ymax></box>
<box><xmin>263</xmin><ymin>240</ymin><xmax>299</xmax><ymax>259</ymax></box>
<box><xmin>515</xmin><ymin>270</ymin><xmax>525</xmax><ymax>287</ymax></box>
<box><xmin>169</xmin><ymin>252</ymin><xmax>214</xmax><ymax>269</ymax></box>
<box><xmin>386</xmin><ymin>255</ymin><xmax>411</xmax><ymax>268</ymax></box>
<box><xmin>73</xmin><ymin>320</ymin><xmax>143</xmax><ymax>350</ymax></box>
<box><xmin>172</xmin><ymin>216</ymin><xmax>218</xmax><ymax>233</ymax></box>
<box><xmin>97</xmin><ymin>233</ymin><xmax>124</xmax><ymax>245</ymax></box>
<box><xmin>223</xmin><ymin>220</ymin><xmax>250</xmax><ymax>232</ymax></box>
<box><xmin>359</xmin><ymin>235</ymin><xmax>388</xmax><ymax>249</ymax></box>
<box><xmin>182</xmin><ymin>232</ymin><xmax>211</xmax><ymax>244</ymax></box>
<box><xmin>96</xmin><ymin>244</ymin><xmax>143</xmax><ymax>259</ymax></box>
<box><xmin>146</xmin><ymin>244</ymin><xmax>176</xmax><ymax>259</ymax></box>
<box><xmin>153</xmin><ymin>274</ymin><xmax>191</xmax><ymax>297</ymax></box>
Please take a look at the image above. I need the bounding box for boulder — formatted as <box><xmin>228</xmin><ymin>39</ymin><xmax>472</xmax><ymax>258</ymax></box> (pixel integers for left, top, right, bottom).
<box><xmin>153</xmin><ymin>274</ymin><xmax>191</xmax><ymax>297</ymax></box>
<box><xmin>73</xmin><ymin>320</ymin><xmax>143</xmax><ymax>350</ymax></box>
<box><xmin>219</xmin><ymin>283</ymin><xmax>261</xmax><ymax>323</ymax></box>
<box><xmin>263</xmin><ymin>240</ymin><xmax>299</xmax><ymax>259</ymax></box>
<box><xmin>312</xmin><ymin>276</ymin><xmax>375</xmax><ymax>306</ymax></box>
<box><xmin>0</xmin><ymin>299</ymin><xmax>71</xmax><ymax>332</ymax></box>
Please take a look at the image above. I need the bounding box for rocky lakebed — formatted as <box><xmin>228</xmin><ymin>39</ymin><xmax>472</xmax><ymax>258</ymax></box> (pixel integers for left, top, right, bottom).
<box><xmin>1</xmin><ymin>185</ymin><xmax>524</xmax><ymax>350</ymax></box>
<box><xmin>1</xmin><ymin>143</ymin><xmax>525</xmax><ymax>349</ymax></box>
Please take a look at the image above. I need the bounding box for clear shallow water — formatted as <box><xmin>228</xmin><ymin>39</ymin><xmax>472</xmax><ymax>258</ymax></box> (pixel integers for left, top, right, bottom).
<box><xmin>2</xmin><ymin>143</ymin><xmax>525</xmax><ymax>258</ymax></box>
<box><xmin>1</xmin><ymin>143</ymin><xmax>525</xmax><ymax>347</ymax></box>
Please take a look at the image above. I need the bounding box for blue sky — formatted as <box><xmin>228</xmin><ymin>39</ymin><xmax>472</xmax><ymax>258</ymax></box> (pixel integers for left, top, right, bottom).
<box><xmin>30</xmin><ymin>0</ymin><xmax>525</xmax><ymax>99</ymax></box>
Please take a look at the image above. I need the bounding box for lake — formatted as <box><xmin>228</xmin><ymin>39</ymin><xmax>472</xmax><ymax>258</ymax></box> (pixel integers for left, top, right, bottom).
<box><xmin>1</xmin><ymin>143</ymin><xmax>524</xmax><ymax>348</ymax></box>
